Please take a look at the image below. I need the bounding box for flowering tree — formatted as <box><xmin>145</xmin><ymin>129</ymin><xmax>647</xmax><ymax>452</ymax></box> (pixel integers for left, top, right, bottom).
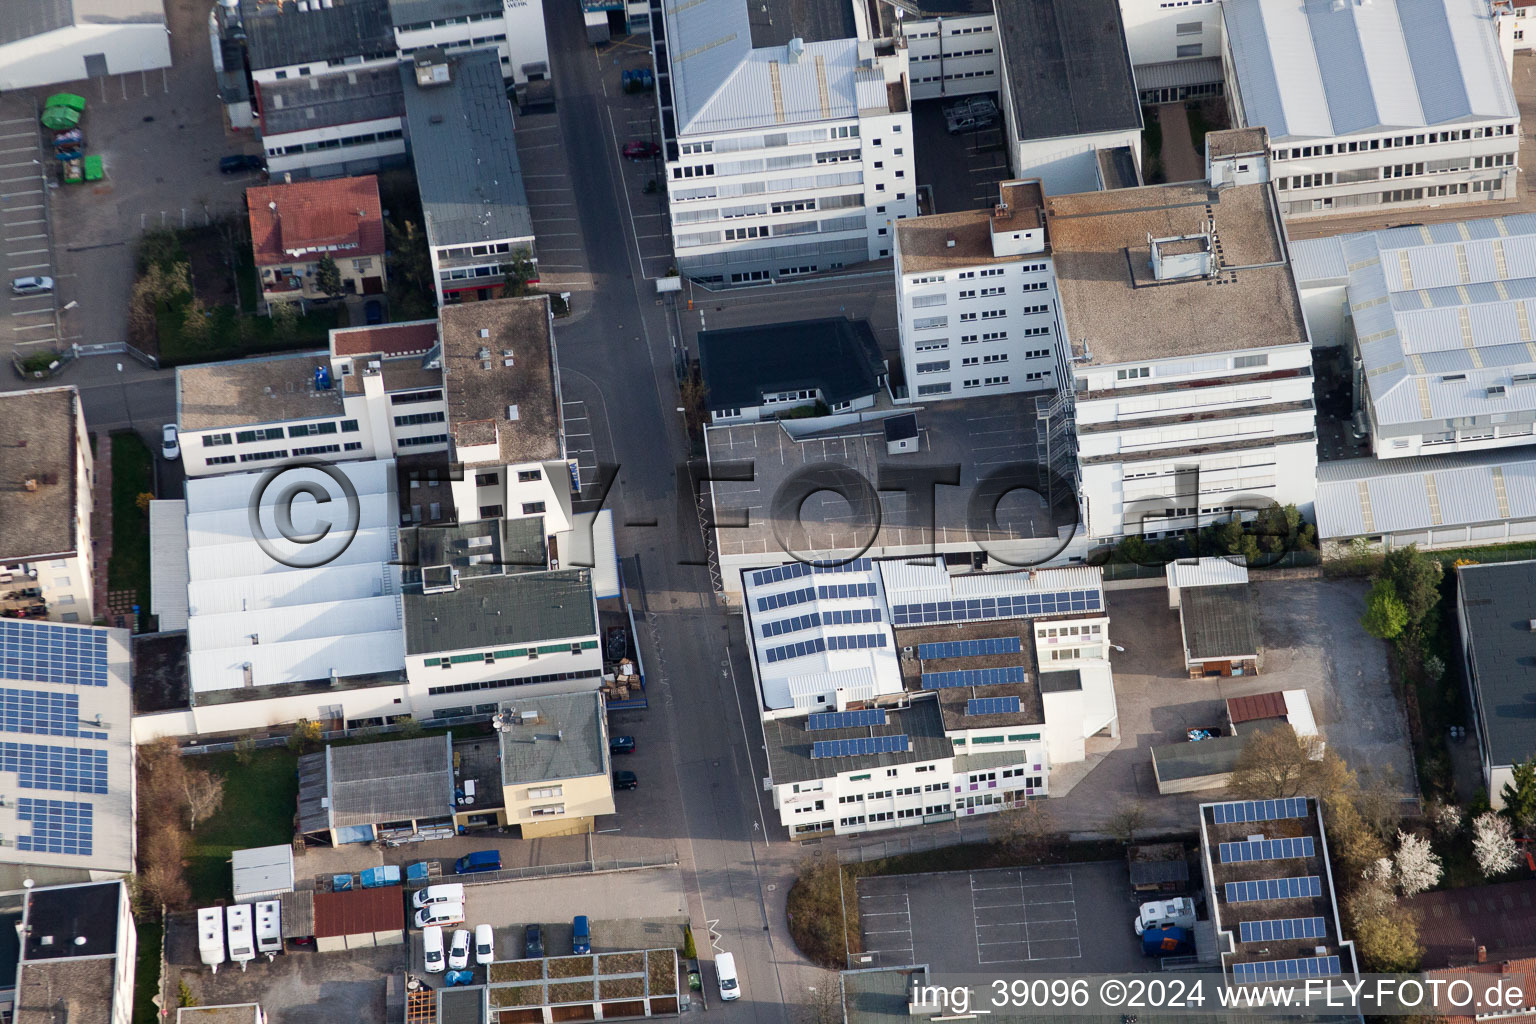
<box><xmin>1472</xmin><ymin>812</ymin><xmax>1521</xmax><ymax>877</ymax></box>
<box><xmin>1431</xmin><ymin>802</ymin><xmax>1463</xmax><ymax>840</ymax></box>
<box><xmin>1393</xmin><ymin>830</ymin><xmax>1442</xmax><ymax>897</ymax></box>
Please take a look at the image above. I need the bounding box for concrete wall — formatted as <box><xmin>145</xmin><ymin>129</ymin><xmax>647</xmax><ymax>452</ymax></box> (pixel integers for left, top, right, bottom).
<box><xmin>1119</xmin><ymin>0</ymin><xmax>1223</xmax><ymax>67</ymax></box>
<box><xmin>1012</xmin><ymin>128</ymin><xmax>1144</xmax><ymax>197</ymax></box>
<box><xmin>0</xmin><ymin>22</ymin><xmax>171</xmax><ymax>90</ymax></box>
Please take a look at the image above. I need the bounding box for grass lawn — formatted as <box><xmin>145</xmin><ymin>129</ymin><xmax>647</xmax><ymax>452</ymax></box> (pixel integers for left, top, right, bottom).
<box><xmin>108</xmin><ymin>432</ymin><xmax>154</xmax><ymax>626</ymax></box>
<box><xmin>156</xmin><ymin>299</ymin><xmax>339</xmax><ymax>367</ymax></box>
<box><xmin>183</xmin><ymin>748</ymin><xmax>299</xmax><ymax>905</ymax></box>
<box><xmin>130</xmin><ymin>920</ymin><xmax>163</xmax><ymax>1024</ymax></box>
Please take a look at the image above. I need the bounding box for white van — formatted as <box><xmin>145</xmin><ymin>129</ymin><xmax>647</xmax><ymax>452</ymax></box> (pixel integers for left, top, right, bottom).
<box><xmin>412</xmin><ymin>883</ymin><xmax>465</xmax><ymax>910</ymax></box>
<box><xmin>415</xmin><ymin>902</ymin><xmax>465</xmax><ymax>929</ymax></box>
<box><xmin>715</xmin><ymin>952</ymin><xmax>741</xmax><ymax>1001</ymax></box>
<box><xmin>423</xmin><ymin>925</ymin><xmax>446</xmax><ymax>973</ymax></box>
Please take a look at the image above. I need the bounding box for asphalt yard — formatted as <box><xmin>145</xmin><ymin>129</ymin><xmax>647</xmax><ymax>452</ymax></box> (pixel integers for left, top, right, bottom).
<box><xmin>515</xmin><ymin>109</ymin><xmax>591</xmax><ymax>292</ymax></box>
<box><xmin>0</xmin><ymin>96</ymin><xmax>58</xmax><ymax>359</ymax></box>
<box><xmin>912</xmin><ymin>96</ymin><xmax>1011</xmax><ymax>214</ymax></box>
<box><xmin>856</xmin><ymin>862</ymin><xmax>1147</xmax><ymax>975</ymax></box>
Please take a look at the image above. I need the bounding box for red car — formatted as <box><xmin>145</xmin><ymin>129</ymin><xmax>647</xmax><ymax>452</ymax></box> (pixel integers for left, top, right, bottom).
<box><xmin>622</xmin><ymin>140</ymin><xmax>660</xmax><ymax>160</ymax></box>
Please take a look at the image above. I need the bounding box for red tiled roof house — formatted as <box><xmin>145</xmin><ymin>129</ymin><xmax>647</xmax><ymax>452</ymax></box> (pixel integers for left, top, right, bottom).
<box><xmin>247</xmin><ymin>175</ymin><xmax>386</xmax><ymax>309</ymax></box>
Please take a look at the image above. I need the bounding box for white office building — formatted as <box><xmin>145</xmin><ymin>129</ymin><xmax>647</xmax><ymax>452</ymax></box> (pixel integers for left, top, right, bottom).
<box><xmin>1119</xmin><ymin>0</ymin><xmax>1226</xmax><ymax>103</ymax></box>
<box><xmin>654</xmin><ymin>0</ymin><xmax>917</xmax><ymax>285</ymax></box>
<box><xmin>1222</xmin><ymin>0</ymin><xmax>1520</xmax><ymax>221</ymax></box>
<box><xmin>1047</xmin><ymin>129</ymin><xmax>1319</xmax><ymax>540</ymax></box>
<box><xmin>876</xmin><ymin>0</ymin><xmax>1000</xmax><ymax>103</ymax></box>
<box><xmin>752</xmin><ymin>559</ymin><xmax>1115</xmax><ymax>838</ymax></box>
<box><xmin>894</xmin><ymin>179</ymin><xmax>1065</xmax><ymax>400</ymax></box>
<box><xmin>389</xmin><ymin>0</ymin><xmax>549</xmax><ymax>84</ymax></box>
<box><xmin>0</xmin><ymin>0</ymin><xmax>170</xmax><ymax>90</ymax></box>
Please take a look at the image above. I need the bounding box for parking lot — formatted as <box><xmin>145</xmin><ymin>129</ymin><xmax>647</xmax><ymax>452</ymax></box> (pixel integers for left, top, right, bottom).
<box><xmin>598</xmin><ymin>40</ymin><xmax>675</xmax><ymax>281</ymax></box>
<box><xmin>857</xmin><ymin>862</ymin><xmax>1147</xmax><ymax>974</ymax></box>
<box><xmin>515</xmin><ymin>107</ymin><xmax>594</xmax><ymax>293</ymax></box>
<box><xmin>912</xmin><ymin>96</ymin><xmax>1011</xmax><ymax>215</ymax></box>
<box><xmin>0</xmin><ymin>95</ymin><xmax>59</xmax><ymax>360</ymax></box>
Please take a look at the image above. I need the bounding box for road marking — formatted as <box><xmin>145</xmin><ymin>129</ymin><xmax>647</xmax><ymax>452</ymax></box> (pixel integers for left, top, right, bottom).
<box><xmin>9</xmin><ymin>248</ymin><xmax>48</xmax><ymax>255</ymax></box>
<box><xmin>12</xmin><ymin>324</ymin><xmax>54</xmax><ymax>331</ymax></box>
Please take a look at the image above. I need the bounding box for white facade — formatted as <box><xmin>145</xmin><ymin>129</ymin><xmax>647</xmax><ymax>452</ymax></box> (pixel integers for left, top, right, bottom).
<box><xmin>1222</xmin><ymin>0</ymin><xmax>1521</xmax><ymax>221</ymax></box>
<box><xmin>1007</xmin><ymin>125</ymin><xmax>1146</xmax><ymax>198</ymax></box>
<box><xmin>1119</xmin><ymin>0</ymin><xmax>1223</xmax><ymax>68</ymax></box>
<box><xmin>1491</xmin><ymin>0</ymin><xmax>1532</xmax><ymax>75</ymax></box>
<box><xmin>899</xmin><ymin>11</ymin><xmax>1001</xmax><ymax>102</ymax></box>
<box><xmin>1073</xmin><ymin>345</ymin><xmax>1319</xmax><ymax>540</ymax></box>
<box><xmin>894</xmin><ymin>182</ymin><xmax>1065</xmax><ymax>400</ymax></box>
<box><xmin>261</xmin><ymin>113</ymin><xmax>407</xmax><ymax>180</ymax></box>
<box><xmin>392</xmin><ymin>0</ymin><xmax>550</xmax><ymax>83</ymax></box>
<box><xmin>0</xmin><ymin>8</ymin><xmax>171</xmax><ymax>90</ymax></box>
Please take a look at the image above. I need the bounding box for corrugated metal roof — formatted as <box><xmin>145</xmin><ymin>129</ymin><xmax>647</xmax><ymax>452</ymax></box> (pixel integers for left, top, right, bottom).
<box><xmin>1224</xmin><ymin>0</ymin><xmax>1516</xmax><ymax>142</ymax></box>
<box><xmin>0</xmin><ymin>0</ymin><xmax>72</xmax><ymax>47</ymax></box>
<box><xmin>682</xmin><ymin>38</ymin><xmax>864</xmax><ymax>135</ymax></box>
<box><xmin>1227</xmin><ymin>690</ymin><xmax>1287</xmax><ymax>724</ymax></box>
<box><xmin>1167</xmin><ymin>557</ymin><xmax>1250</xmax><ymax>591</ymax></box>
<box><xmin>312</xmin><ymin>887</ymin><xmax>403</xmax><ymax>938</ymax></box>
<box><xmin>149</xmin><ymin>500</ymin><xmax>190</xmax><ymax>633</ymax></box>
<box><xmin>1316</xmin><ymin>450</ymin><xmax>1536</xmax><ymax>539</ymax></box>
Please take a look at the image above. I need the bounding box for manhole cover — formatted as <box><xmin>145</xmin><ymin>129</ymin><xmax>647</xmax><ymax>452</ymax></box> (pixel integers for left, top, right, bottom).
<box><xmin>765</xmin><ymin>884</ymin><xmax>777</xmax><ymax>892</ymax></box>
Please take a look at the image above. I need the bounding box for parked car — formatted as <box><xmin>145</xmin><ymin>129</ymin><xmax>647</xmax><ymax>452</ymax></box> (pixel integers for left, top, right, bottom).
<box><xmin>161</xmin><ymin>424</ymin><xmax>180</xmax><ymax>461</ymax></box>
<box><xmin>415</xmin><ymin>902</ymin><xmax>465</xmax><ymax>929</ymax></box>
<box><xmin>219</xmin><ymin>153</ymin><xmax>265</xmax><ymax>174</ymax></box>
<box><xmin>10</xmin><ymin>276</ymin><xmax>53</xmax><ymax>296</ymax></box>
<box><xmin>572</xmin><ymin>915</ymin><xmax>590</xmax><ymax>955</ymax></box>
<box><xmin>715</xmin><ymin>952</ymin><xmax>741</xmax><ymax>1001</ymax></box>
<box><xmin>524</xmin><ymin>923</ymin><xmax>544</xmax><ymax>959</ymax></box>
<box><xmin>365</xmin><ymin>299</ymin><xmax>384</xmax><ymax>325</ymax></box>
<box><xmin>943</xmin><ymin>95</ymin><xmax>999</xmax><ymax>134</ymax></box>
<box><xmin>612</xmin><ymin>770</ymin><xmax>639</xmax><ymax>791</ymax></box>
<box><xmin>609</xmin><ymin>736</ymin><xmax>636</xmax><ymax>755</ymax></box>
<box><xmin>474</xmin><ymin>924</ymin><xmax>495</xmax><ymax>965</ymax></box>
<box><xmin>454</xmin><ymin>850</ymin><xmax>501</xmax><ymax>874</ymax></box>
<box><xmin>423</xmin><ymin>925</ymin><xmax>446</xmax><ymax>973</ymax></box>
<box><xmin>412</xmin><ymin>883</ymin><xmax>465</xmax><ymax>910</ymax></box>
<box><xmin>622</xmin><ymin>140</ymin><xmax>660</xmax><ymax>160</ymax></box>
<box><xmin>448</xmin><ymin>928</ymin><xmax>471</xmax><ymax>970</ymax></box>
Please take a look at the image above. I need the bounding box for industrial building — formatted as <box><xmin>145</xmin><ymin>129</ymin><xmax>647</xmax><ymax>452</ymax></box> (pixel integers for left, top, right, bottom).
<box><xmin>1456</xmin><ymin>561</ymin><xmax>1536</xmax><ymax>810</ymax></box>
<box><xmin>0</xmin><ymin>0</ymin><xmax>170</xmax><ymax>90</ymax></box>
<box><xmin>297</xmin><ymin>734</ymin><xmax>455</xmax><ymax>845</ymax></box>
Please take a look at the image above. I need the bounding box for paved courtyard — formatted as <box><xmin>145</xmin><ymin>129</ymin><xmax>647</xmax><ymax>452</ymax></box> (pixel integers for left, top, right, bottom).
<box><xmin>856</xmin><ymin>862</ymin><xmax>1146</xmax><ymax>975</ymax></box>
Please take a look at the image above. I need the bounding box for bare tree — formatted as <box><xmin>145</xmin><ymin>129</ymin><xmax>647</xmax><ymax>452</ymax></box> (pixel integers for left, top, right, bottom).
<box><xmin>1229</xmin><ymin>724</ymin><xmax>1354</xmax><ymax>802</ymax></box>
<box><xmin>991</xmin><ymin>799</ymin><xmax>1054</xmax><ymax>863</ymax></box>
<box><xmin>795</xmin><ymin>978</ymin><xmax>844</xmax><ymax>1024</ymax></box>
<box><xmin>137</xmin><ymin>737</ymin><xmax>190</xmax><ymax>822</ymax></box>
<box><xmin>138</xmin><ymin>824</ymin><xmax>190</xmax><ymax>911</ymax></box>
<box><xmin>183</xmin><ymin>768</ymin><xmax>225</xmax><ymax>832</ymax></box>
<box><xmin>1105</xmin><ymin>801</ymin><xmax>1147</xmax><ymax>845</ymax></box>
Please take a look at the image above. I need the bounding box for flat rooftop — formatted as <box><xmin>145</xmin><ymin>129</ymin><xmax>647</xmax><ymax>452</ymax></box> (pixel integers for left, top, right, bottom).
<box><xmin>440</xmin><ymin>298</ymin><xmax>561</xmax><ymax>465</ymax></box>
<box><xmin>0</xmin><ymin>387</ymin><xmax>80</xmax><ymax>561</ymax></box>
<box><xmin>499</xmin><ymin>691</ymin><xmax>607</xmax><ymax>785</ymax></box>
<box><xmin>312</xmin><ymin>734</ymin><xmax>454</xmax><ymax>829</ymax></box>
<box><xmin>896</xmin><ymin>181</ymin><xmax>1045</xmax><ymax>275</ymax></box>
<box><xmin>698</xmin><ymin>318</ymin><xmax>884</xmax><ymax>412</ymax></box>
<box><xmin>1207</xmin><ymin>127</ymin><xmax>1268</xmax><ymax>159</ymax></box>
<box><xmin>1181</xmin><ymin>584</ymin><xmax>1259</xmax><ymax>661</ymax></box>
<box><xmin>764</xmin><ymin>694</ymin><xmax>951</xmax><ymax>785</ymax></box>
<box><xmin>332</xmin><ymin>320</ymin><xmax>439</xmax><ymax>358</ymax></box>
<box><xmin>1047</xmin><ymin>181</ymin><xmax>1305</xmax><ymax>367</ymax></box>
<box><xmin>398</xmin><ymin>518</ymin><xmax>548</xmax><ymax>583</ymax></box>
<box><xmin>994</xmin><ymin>0</ymin><xmax>1140</xmax><ymax>144</ymax></box>
<box><xmin>748</xmin><ymin>0</ymin><xmax>856</xmax><ymax>47</ymax></box>
<box><xmin>24</xmin><ymin>883</ymin><xmax>119</xmax><ymax>960</ymax></box>
<box><xmin>893</xmin><ymin>620</ymin><xmax>1044</xmax><ymax>729</ymax></box>
<box><xmin>15</xmin><ymin>958</ymin><xmax>116</xmax><ymax>1024</ymax></box>
<box><xmin>401</xmin><ymin>49</ymin><xmax>532</xmax><ymax>248</ymax></box>
<box><xmin>239</xmin><ymin>0</ymin><xmax>394</xmax><ymax>72</ymax></box>
<box><xmin>1458</xmin><ymin>561</ymin><xmax>1536</xmax><ymax>768</ymax></box>
<box><xmin>178</xmin><ymin>351</ymin><xmax>343</xmax><ymax>430</ymax></box>
<box><xmin>1203</xmin><ymin>798</ymin><xmax>1351</xmax><ymax>975</ymax></box>
<box><xmin>401</xmin><ymin>568</ymin><xmax>596</xmax><ymax>656</ymax></box>
<box><xmin>708</xmin><ymin>396</ymin><xmax>1073</xmax><ymax>565</ymax></box>
<box><xmin>258</xmin><ymin>64</ymin><xmax>403</xmax><ymax>136</ymax></box>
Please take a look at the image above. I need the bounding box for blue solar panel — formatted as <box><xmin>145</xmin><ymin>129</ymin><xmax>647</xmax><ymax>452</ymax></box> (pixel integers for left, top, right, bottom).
<box><xmin>756</xmin><ymin>587</ymin><xmax>816</xmax><ymax>613</ymax></box>
<box><xmin>765</xmin><ymin>637</ymin><xmax>826</xmax><ymax>664</ymax></box>
<box><xmin>1231</xmin><ymin>956</ymin><xmax>1341</xmax><ymax>984</ymax></box>
<box><xmin>1219</xmin><ymin>836</ymin><xmax>1315</xmax><ymax>864</ymax></box>
<box><xmin>807</xmin><ymin>709</ymin><xmax>888</xmax><ymax>731</ymax></box>
<box><xmin>1211</xmin><ymin>798</ymin><xmax>1310</xmax><ymax>824</ymax></box>
<box><xmin>749</xmin><ymin>562</ymin><xmax>812</xmax><ymax>588</ymax></box>
<box><xmin>811</xmin><ymin>735</ymin><xmax>910</xmax><ymax>758</ymax></box>
<box><xmin>918</xmin><ymin>637</ymin><xmax>1022</xmax><ymax>660</ymax></box>
<box><xmin>0</xmin><ymin>687</ymin><xmax>89</xmax><ymax>738</ymax></box>
<box><xmin>1224</xmin><ymin>876</ymin><xmax>1322</xmax><ymax>904</ymax></box>
<box><xmin>824</xmin><ymin>633</ymin><xmax>887</xmax><ymax>652</ymax></box>
<box><xmin>761</xmin><ymin>613</ymin><xmax>821</xmax><ymax>639</ymax></box>
<box><xmin>1239</xmin><ymin>917</ymin><xmax>1328</xmax><ymax>943</ymax></box>
<box><xmin>922</xmin><ymin>666</ymin><xmax>1028</xmax><ymax>689</ymax></box>
<box><xmin>811</xmin><ymin>558</ymin><xmax>872</xmax><ymax>575</ymax></box>
<box><xmin>0</xmin><ymin>621</ymin><xmax>109</xmax><ymax>686</ymax></box>
<box><xmin>823</xmin><ymin>607</ymin><xmax>881</xmax><ymax>625</ymax></box>
<box><xmin>890</xmin><ymin>589</ymin><xmax>1102</xmax><ymax>626</ymax></box>
<box><xmin>0</xmin><ymin>742</ymin><xmax>109</xmax><ymax>794</ymax></box>
<box><xmin>15</xmin><ymin>797</ymin><xmax>92</xmax><ymax>856</ymax></box>
<box><xmin>966</xmin><ymin>697</ymin><xmax>1022</xmax><ymax>716</ymax></box>
<box><xmin>818</xmin><ymin>583</ymin><xmax>877</xmax><ymax>600</ymax></box>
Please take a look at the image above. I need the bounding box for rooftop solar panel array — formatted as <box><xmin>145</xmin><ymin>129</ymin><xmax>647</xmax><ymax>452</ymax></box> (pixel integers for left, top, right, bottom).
<box><xmin>760</xmin><ymin>613</ymin><xmax>820</xmax><ymax>639</ymax></box>
<box><xmin>1211</xmin><ymin>798</ymin><xmax>1310</xmax><ymax>824</ymax></box>
<box><xmin>966</xmin><ymin>696</ymin><xmax>1022</xmax><ymax>716</ymax></box>
<box><xmin>922</xmin><ymin>666</ymin><xmax>1028</xmax><ymax>689</ymax></box>
<box><xmin>818</xmin><ymin>583</ymin><xmax>877</xmax><ymax>600</ymax></box>
<box><xmin>1239</xmin><ymin>917</ymin><xmax>1329</xmax><ymax>943</ymax></box>
<box><xmin>1230</xmin><ymin>956</ymin><xmax>1341</xmax><ymax>984</ymax></box>
<box><xmin>891</xmin><ymin>589</ymin><xmax>1101</xmax><ymax>626</ymax></box>
<box><xmin>15</xmin><ymin>797</ymin><xmax>92</xmax><ymax>856</ymax></box>
<box><xmin>806</xmin><ymin>709</ymin><xmax>888</xmax><ymax>731</ymax></box>
<box><xmin>756</xmin><ymin>587</ymin><xmax>815</xmax><ymax>612</ymax></box>
<box><xmin>811</xmin><ymin>735</ymin><xmax>910</xmax><ymax>758</ymax></box>
<box><xmin>1219</xmin><ymin>836</ymin><xmax>1315</xmax><ymax>864</ymax></box>
<box><xmin>1224</xmin><ymin>876</ymin><xmax>1322</xmax><ymax>903</ymax></box>
<box><xmin>823</xmin><ymin>607</ymin><xmax>881</xmax><ymax>625</ymax></box>
<box><xmin>1</xmin><ymin>743</ymin><xmax>110</xmax><ymax>794</ymax></box>
<box><xmin>0</xmin><ymin>621</ymin><xmax>109</xmax><ymax>686</ymax></box>
<box><xmin>0</xmin><ymin>688</ymin><xmax>106</xmax><ymax>740</ymax></box>
<box><xmin>918</xmin><ymin>637</ymin><xmax>1022</xmax><ymax>660</ymax></box>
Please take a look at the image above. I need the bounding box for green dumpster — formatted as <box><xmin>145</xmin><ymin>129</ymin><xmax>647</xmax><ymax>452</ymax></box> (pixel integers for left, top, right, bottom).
<box><xmin>44</xmin><ymin>93</ymin><xmax>86</xmax><ymax>112</ymax></box>
<box><xmin>41</xmin><ymin>106</ymin><xmax>80</xmax><ymax>131</ymax></box>
<box><xmin>82</xmin><ymin>155</ymin><xmax>103</xmax><ymax>181</ymax></box>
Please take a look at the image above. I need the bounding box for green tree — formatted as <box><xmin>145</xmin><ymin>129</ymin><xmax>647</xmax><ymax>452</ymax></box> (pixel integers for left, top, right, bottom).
<box><xmin>500</xmin><ymin>248</ymin><xmax>537</xmax><ymax>298</ymax></box>
<box><xmin>1500</xmin><ymin>756</ymin><xmax>1536</xmax><ymax>834</ymax></box>
<box><xmin>269</xmin><ymin>299</ymin><xmax>299</xmax><ymax>337</ymax></box>
<box><xmin>313</xmin><ymin>254</ymin><xmax>345</xmax><ymax>300</ymax></box>
<box><xmin>180</xmin><ymin>296</ymin><xmax>210</xmax><ymax>343</ymax></box>
<box><xmin>386</xmin><ymin>219</ymin><xmax>433</xmax><ymax>318</ymax></box>
<box><xmin>1380</xmin><ymin>545</ymin><xmax>1444</xmax><ymax>629</ymax></box>
<box><xmin>1348</xmin><ymin>906</ymin><xmax>1423</xmax><ymax>972</ymax></box>
<box><xmin>1362</xmin><ymin>580</ymin><xmax>1409</xmax><ymax>640</ymax></box>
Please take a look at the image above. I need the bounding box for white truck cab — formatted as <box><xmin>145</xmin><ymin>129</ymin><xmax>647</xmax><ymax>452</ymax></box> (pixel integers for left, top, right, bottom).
<box><xmin>1133</xmin><ymin>897</ymin><xmax>1196</xmax><ymax>936</ymax></box>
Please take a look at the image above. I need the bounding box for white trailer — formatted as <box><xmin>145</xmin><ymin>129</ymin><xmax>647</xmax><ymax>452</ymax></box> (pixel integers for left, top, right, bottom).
<box><xmin>197</xmin><ymin>907</ymin><xmax>226</xmax><ymax>973</ymax></box>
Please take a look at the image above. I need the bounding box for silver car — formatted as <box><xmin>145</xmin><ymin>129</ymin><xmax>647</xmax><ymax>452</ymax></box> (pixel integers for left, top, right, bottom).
<box><xmin>10</xmin><ymin>276</ymin><xmax>53</xmax><ymax>296</ymax></box>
